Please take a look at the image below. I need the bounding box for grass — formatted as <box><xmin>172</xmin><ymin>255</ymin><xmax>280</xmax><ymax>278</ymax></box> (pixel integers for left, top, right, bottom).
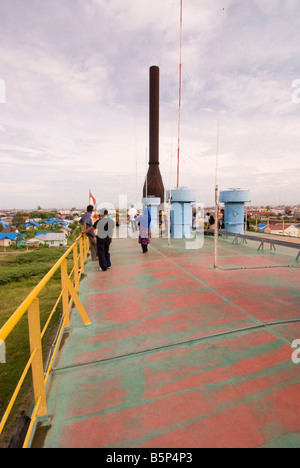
<box><xmin>0</xmin><ymin>247</ymin><xmax>70</xmax><ymax>447</ymax></box>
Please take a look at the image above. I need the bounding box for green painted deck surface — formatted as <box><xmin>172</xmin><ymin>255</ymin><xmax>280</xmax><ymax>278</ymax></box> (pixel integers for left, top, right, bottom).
<box><xmin>39</xmin><ymin>236</ymin><xmax>300</xmax><ymax>448</ymax></box>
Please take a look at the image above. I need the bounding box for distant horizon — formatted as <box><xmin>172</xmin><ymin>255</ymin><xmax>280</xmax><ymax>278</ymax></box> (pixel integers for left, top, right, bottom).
<box><xmin>1</xmin><ymin>202</ymin><xmax>300</xmax><ymax>213</ymax></box>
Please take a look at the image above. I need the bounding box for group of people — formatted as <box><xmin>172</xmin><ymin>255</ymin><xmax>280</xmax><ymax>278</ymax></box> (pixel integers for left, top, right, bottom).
<box><xmin>80</xmin><ymin>206</ymin><xmax>115</xmax><ymax>272</ymax></box>
<box><xmin>81</xmin><ymin>204</ymin><xmax>151</xmax><ymax>272</ymax></box>
<box><xmin>203</xmin><ymin>209</ymin><xmax>225</xmax><ymax>230</ymax></box>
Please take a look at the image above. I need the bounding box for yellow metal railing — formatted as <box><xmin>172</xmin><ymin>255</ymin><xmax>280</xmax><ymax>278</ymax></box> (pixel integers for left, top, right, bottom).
<box><xmin>0</xmin><ymin>234</ymin><xmax>91</xmax><ymax>448</ymax></box>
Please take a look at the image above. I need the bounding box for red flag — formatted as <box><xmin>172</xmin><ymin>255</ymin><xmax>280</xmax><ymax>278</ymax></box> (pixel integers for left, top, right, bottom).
<box><xmin>89</xmin><ymin>191</ymin><xmax>96</xmax><ymax>205</ymax></box>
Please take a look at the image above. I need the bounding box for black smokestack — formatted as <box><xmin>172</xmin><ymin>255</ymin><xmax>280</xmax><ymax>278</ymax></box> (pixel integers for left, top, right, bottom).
<box><xmin>143</xmin><ymin>65</ymin><xmax>165</xmax><ymax>203</ymax></box>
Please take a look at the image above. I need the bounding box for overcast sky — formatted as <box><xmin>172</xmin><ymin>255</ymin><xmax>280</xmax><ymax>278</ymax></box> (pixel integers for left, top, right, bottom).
<box><xmin>0</xmin><ymin>0</ymin><xmax>299</xmax><ymax>210</ymax></box>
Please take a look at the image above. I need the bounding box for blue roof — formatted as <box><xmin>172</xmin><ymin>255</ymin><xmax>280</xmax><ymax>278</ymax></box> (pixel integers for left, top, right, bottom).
<box><xmin>25</xmin><ymin>221</ymin><xmax>40</xmax><ymax>227</ymax></box>
<box><xmin>0</xmin><ymin>233</ymin><xmax>20</xmax><ymax>241</ymax></box>
<box><xmin>257</xmin><ymin>223</ymin><xmax>267</xmax><ymax>233</ymax></box>
<box><xmin>44</xmin><ymin>220</ymin><xmax>57</xmax><ymax>225</ymax></box>
<box><xmin>0</xmin><ymin>222</ymin><xmax>9</xmax><ymax>228</ymax></box>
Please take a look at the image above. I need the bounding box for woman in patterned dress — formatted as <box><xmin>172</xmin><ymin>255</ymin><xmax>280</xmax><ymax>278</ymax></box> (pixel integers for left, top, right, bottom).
<box><xmin>136</xmin><ymin>206</ymin><xmax>151</xmax><ymax>253</ymax></box>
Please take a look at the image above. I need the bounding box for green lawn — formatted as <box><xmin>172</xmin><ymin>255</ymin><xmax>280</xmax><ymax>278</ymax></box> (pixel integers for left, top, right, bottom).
<box><xmin>0</xmin><ymin>248</ymin><xmax>69</xmax><ymax>447</ymax></box>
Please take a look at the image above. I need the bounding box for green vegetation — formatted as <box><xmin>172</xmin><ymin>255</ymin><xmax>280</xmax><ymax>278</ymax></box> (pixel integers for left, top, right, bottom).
<box><xmin>0</xmin><ymin>247</ymin><xmax>68</xmax><ymax>447</ymax></box>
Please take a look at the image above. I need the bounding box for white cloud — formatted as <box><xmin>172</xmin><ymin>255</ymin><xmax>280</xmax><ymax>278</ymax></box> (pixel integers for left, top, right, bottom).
<box><xmin>0</xmin><ymin>0</ymin><xmax>300</xmax><ymax>209</ymax></box>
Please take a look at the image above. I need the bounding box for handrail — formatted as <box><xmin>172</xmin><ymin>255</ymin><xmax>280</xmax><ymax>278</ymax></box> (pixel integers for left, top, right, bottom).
<box><xmin>0</xmin><ymin>235</ymin><xmax>85</xmax><ymax>341</ymax></box>
<box><xmin>0</xmin><ymin>234</ymin><xmax>92</xmax><ymax>448</ymax></box>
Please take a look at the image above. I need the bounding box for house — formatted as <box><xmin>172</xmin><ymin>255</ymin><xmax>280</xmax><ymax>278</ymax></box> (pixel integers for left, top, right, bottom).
<box><xmin>263</xmin><ymin>223</ymin><xmax>300</xmax><ymax>237</ymax></box>
<box><xmin>26</xmin><ymin>238</ymin><xmax>40</xmax><ymax>248</ymax></box>
<box><xmin>59</xmin><ymin>210</ymin><xmax>72</xmax><ymax>215</ymax></box>
<box><xmin>0</xmin><ymin>233</ymin><xmax>22</xmax><ymax>247</ymax></box>
<box><xmin>42</xmin><ymin>218</ymin><xmax>60</xmax><ymax>227</ymax></box>
<box><xmin>36</xmin><ymin>233</ymin><xmax>67</xmax><ymax>247</ymax></box>
<box><xmin>59</xmin><ymin>226</ymin><xmax>72</xmax><ymax>237</ymax></box>
<box><xmin>282</xmin><ymin>225</ymin><xmax>300</xmax><ymax>237</ymax></box>
<box><xmin>25</xmin><ymin>221</ymin><xmax>40</xmax><ymax>230</ymax></box>
<box><xmin>248</xmin><ymin>211</ymin><xmax>276</xmax><ymax>218</ymax></box>
<box><xmin>264</xmin><ymin>223</ymin><xmax>289</xmax><ymax>235</ymax></box>
<box><xmin>1</xmin><ymin>227</ymin><xmax>19</xmax><ymax>234</ymax></box>
<box><xmin>17</xmin><ymin>239</ymin><xmax>27</xmax><ymax>247</ymax></box>
<box><xmin>0</xmin><ymin>222</ymin><xmax>10</xmax><ymax>229</ymax></box>
<box><xmin>257</xmin><ymin>223</ymin><xmax>267</xmax><ymax>233</ymax></box>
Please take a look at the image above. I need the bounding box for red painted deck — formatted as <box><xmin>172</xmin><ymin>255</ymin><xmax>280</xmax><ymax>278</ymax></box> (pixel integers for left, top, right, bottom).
<box><xmin>38</xmin><ymin>236</ymin><xmax>300</xmax><ymax>448</ymax></box>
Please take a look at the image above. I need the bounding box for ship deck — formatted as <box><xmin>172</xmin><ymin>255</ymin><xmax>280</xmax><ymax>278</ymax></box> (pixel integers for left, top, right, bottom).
<box><xmin>36</xmin><ymin>234</ymin><xmax>300</xmax><ymax>448</ymax></box>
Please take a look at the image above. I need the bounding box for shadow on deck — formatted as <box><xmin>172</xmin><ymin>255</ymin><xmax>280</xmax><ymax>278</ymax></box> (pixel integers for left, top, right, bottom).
<box><xmin>34</xmin><ymin>236</ymin><xmax>300</xmax><ymax>448</ymax></box>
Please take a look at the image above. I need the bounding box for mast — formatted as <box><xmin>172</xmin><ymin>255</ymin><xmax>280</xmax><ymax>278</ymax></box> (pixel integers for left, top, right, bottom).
<box><xmin>214</xmin><ymin>8</ymin><xmax>225</xmax><ymax>269</ymax></box>
<box><xmin>177</xmin><ymin>0</ymin><xmax>183</xmax><ymax>188</ymax></box>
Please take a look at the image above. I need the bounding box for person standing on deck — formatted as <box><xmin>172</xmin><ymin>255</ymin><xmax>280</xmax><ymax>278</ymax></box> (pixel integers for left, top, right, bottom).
<box><xmin>136</xmin><ymin>206</ymin><xmax>151</xmax><ymax>253</ymax></box>
<box><xmin>80</xmin><ymin>205</ymin><xmax>98</xmax><ymax>261</ymax></box>
<box><xmin>128</xmin><ymin>205</ymin><xmax>137</xmax><ymax>232</ymax></box>
<box><xmin>83</xmin><ymin>209</ymin><xmax>115</xmax><ymax>272</ymax></box>
<box><xmin>204</xmin><ymin>212</ymin><xmax>210</xmax><ymax>230</ymax></box>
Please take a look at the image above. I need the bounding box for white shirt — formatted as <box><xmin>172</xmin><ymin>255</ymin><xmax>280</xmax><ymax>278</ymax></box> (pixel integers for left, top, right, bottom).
<box><xmin>128</xmin><ymin>208</ymin><xmax>137</xmax><ymax>221</ymax></box>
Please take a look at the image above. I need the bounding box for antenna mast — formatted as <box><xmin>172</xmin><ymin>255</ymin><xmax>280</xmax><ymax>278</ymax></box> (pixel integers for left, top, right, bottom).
<box><xmin>214</xmin><ymin>8</ymin><xmax>225</xmax><ymax>269</ymax></box>
<box><xmin>177</xmin><ymin>0</ymin><xmax>183</xmax><ymax>188</ymax></box>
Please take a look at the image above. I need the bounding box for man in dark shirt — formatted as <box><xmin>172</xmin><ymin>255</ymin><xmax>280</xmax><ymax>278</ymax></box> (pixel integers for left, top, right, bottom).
<box><xmin>80</xmin><ymin>205</ymin><xmax>98</xmax><ymax>261</ymax></box>
<box><xmin>83</xmin><ymin>209</ymin><xmax>115</xmax><ymax>272</ymax></box>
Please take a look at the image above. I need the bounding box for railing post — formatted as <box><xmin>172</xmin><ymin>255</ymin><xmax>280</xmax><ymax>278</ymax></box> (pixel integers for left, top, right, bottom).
<box><xmin>73</xmin><ymin>244</ymin><xmax>80</xmax><ymax>292</ymax></box>
<box><xmin>85</xmin><ymin>235</ymin><xmax>90</xmax><ymax>260</ymax></box>
<box><xmin>27</xmin><ymin>298</ymin><xmax>48</xmax><ymax>419</ymax></box>
<box><xmin>79</xmin><ymin>236</ymin><xmax>85</xmax><ymax>273</ymax></box>
<box><xmin>83</xmin><ymin>234</ymin><xmax>87</xmax><ymax>261</ymax></box>
<box><xmin>61</xmin><ymin>259</ymin><xmax>70</xmax><ymax>328</ymax></box>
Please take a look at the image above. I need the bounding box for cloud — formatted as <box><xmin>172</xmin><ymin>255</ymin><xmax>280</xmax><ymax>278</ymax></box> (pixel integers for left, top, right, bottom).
<box><xmin>0</xmin><ymin>0</ymin><xmax>300</xmax><ymax>209</ymax></box>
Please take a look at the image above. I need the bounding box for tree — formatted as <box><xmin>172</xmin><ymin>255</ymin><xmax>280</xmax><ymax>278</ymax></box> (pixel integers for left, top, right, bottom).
<box><xmin>13</xmin><ymin>215</ymin><xmax>25</xmax><ymax>229</ymax></box>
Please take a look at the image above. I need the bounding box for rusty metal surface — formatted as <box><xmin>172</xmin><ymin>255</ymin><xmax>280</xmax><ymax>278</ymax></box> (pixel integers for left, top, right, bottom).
<box><xmin>143</xmin><ymin>66</ymin><xmax>164</xmax><ymax>202</ymax></box>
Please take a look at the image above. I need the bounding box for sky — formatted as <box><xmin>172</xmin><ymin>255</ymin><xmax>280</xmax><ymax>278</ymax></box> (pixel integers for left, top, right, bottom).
<box><xmin>0</xmin><ymin>0</ymin><xmax>300</xmax><ymax>210</ymax></box>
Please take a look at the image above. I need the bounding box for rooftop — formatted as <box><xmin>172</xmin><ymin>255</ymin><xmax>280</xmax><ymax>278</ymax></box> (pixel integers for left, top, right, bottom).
<box><xmin>36</xmin><ymin>235</ymin><xmax>300</xmax><ymax>448</ymax></box>
<box><xmin>37</xmin><ymin>233</ymin><xmax>66</xmax><ymax>241</ymax></box>
<box><xmin>0</xmin><ymin>233</ymin><xmax>21</xmax><ymax>241</ymax></box>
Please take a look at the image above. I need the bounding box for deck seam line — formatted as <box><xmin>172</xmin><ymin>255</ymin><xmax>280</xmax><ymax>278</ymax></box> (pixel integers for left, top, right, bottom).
<box><xmin>52</xmin><ymin>318</ymin><xmax>300</xmax><ymax>373</ymax></box>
